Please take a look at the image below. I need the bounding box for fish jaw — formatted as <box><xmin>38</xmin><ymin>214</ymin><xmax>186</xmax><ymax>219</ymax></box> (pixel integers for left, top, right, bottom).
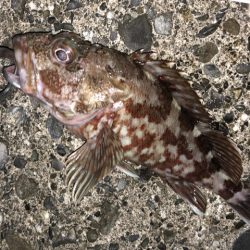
<box><xmin>12</xmin><ymin>34</ymin><xmax>37</xmax><ymax>95</ymax></box>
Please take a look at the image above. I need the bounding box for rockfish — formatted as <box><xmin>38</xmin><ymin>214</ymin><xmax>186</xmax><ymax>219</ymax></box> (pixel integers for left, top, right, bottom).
<box><xmin>0</xmin><ymin>31</ymin><xmax>249</xmax><ymax>223</ymax></box>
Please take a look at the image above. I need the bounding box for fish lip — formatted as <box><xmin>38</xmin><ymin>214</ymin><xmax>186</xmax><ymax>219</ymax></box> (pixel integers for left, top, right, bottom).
<box><xmin>2</xmin><ymin>64</ymin><xmax>21</xmax><ymax>89</ymax></box>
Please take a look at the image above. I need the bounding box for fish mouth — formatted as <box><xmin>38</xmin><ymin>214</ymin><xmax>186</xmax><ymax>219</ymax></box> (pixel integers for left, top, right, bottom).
<box><xmin>0</xmin><ymin>46</ymin><xmax>21</xmax><ymax>89</ymax></box>
<box><xmin>0</xmin><ymin>35</ymin><xmax>35</xmax><ymax>93</ymax></box>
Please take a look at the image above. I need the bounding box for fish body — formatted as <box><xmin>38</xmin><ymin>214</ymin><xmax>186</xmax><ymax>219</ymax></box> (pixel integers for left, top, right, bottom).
<box><xmin>1</xmin><ymin>31</ymin><xmax>250</xmax><ymax>223</ymax></box>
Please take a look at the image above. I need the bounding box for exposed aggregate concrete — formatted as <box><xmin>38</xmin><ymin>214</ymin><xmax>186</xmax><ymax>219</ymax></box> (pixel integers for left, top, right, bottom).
<box><xmin>0</xmin><ymin>0</ymin><xmax>249</xmax><ymax>249</ymax></box>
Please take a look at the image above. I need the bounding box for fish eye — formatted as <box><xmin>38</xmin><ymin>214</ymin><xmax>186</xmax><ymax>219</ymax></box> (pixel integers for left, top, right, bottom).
<box><xmin>52</xmin><ymin>40</ymin><xmax>76</xmax><ymax>64</ymax></box>
<box><xmin>54</xmin><ymin>47</ymin><xmax>74</xmax><ymax>64</ymax></box>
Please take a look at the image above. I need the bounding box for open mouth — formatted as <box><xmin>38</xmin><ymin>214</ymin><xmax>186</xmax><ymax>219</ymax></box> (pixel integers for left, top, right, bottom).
<box><xmin>0</xmin><ymin>46</ymin><xmax>21</xmax><ymax>89</ymax></box>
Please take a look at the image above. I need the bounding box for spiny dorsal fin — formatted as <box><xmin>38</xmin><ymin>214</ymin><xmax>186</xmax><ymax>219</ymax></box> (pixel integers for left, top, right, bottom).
<box><xmin>143</xmin><ymin>60</ymin><xmax>211</xmax><ymax>124</ymax></box>
<box><xmin>65</xmin><ymin>126</ymin><xmax>123</xmax><ymax>201</ymax></box>
<box><xmin>134</xmin><ymin>52</ymin><xmax>243</xmax><ymax>185</ymax></box>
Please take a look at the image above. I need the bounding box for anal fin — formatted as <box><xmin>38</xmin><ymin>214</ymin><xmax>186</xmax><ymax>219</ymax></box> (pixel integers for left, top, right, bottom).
<box><xmin>165</xmin><ymin>177</ymin><xmax>207</xmax><ymax>215</ymax></box>
<box><xmin>116</xmin><ymin>160</ymin><xmax>139</xmax><ymax>179</ymax></box>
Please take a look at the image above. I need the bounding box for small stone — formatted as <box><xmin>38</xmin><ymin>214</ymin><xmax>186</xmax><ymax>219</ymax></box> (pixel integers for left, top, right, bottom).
<box><xmin>233</xmin><ymin>229</ymin><xmax>250</xmax><ymax>250</ymax></box>
<box><xmin>50</xmin><ymin>158</ymin><xmax>64</xmax><ymax>171</ymax></box>
<box><xmin>14</xmin><ymin>155</ymin><xmax>27</xmax><ymax>169</ymax></box>
<box><xmin>226</xmin><ymin>212</ymin><xmax>235</xmax><ymax>220</ymax></box>
<box><xmin>0</xmin><ymin>141</ymin><xmax>8</xmax><ymax>169</ymax></box>
<box><xmin>140</xmin><ymin>237</ymin><xmax>149</xmax><ymax>248</ymax></box>
<box><xmin>5</xmin><ymin>233</ymin><xmax>33</xmax><ymax>250</ymax></box>
<box><xmin>46</xmin><ymin>116</ymin><xmax>64</xmax><ymax>139</ymax></box>
<box><xmin>223</xmin><ymin>18</ymin><xmax>240</xmax><ymax>35</ymax></box>
<box><xmin>154</xmin><ymin>13</ymin><xmax>173</xmax><ymax>36</ymax></box>
<box><xmin>56</xmin><ymin>144</ymin><xmax>67</xmax><ymax>156</ymax></box>
<box><xmin>193</xmin><ymin>42</ymin><xmax>218</xmax><ymax>63</ymax></box>
<box><xmin>196</xmin><ymin>22</ymin><xmax>220</xmax><ymax>38</ymax></box>
<box><xmin>236</xmin><ymin>63</ymin><xmax>250</xmax><ymax>75</ymax></box>
<box><xmin>223</xmin><ymin>112</ymin><xmax>234</xmax><ymax>123</ymax></box>
<box><xmin>48</xmin><ymin>16</ymin><xmax>56</xmax><ymax>24</ymax></box>
<box><xmin>30</xmin><ymin>150</ymin><xmax>39</xmax><ymax>162</ymax></box>
<box><xmin>98</xmin><ymin>201</ymin><xmax>119</xmax><ymax>235</ymax></box>
<box><xmin>118</xmin><ymin>14</ymin><xmax>152</xmax><ymax>51</ymax></box>
<box><xmin>128</xmin><ymin>234</ymin><xmax>139</xmax><ymax>242</ymax></box>
<box><xmin>11</xmin><ymin>0</ymin><xmax>26</xmax><ymax>17</ymax></box>
<box><xmin>203</xmin><ymin>64</ymin><xmax>221</xmax><ymax>78</ymax></box>
<box><xmin>163</xmin><ymin>229</ymin><xmax>175</xmax><ymax>243</ymax></box>
<box><xmin>15</xmin><ymin>174</ymin><xmax>39</xmax><ymax>200</ymax></box>
<box><xmin>66</xmin><ymin>0</ymin><xmax>82</xmax><ymax>11</ymax></box>
<box><xmin>234</xmin><ymin>220</ymin><xmax>246</xmax><ymax>229</ymax></box>
<box><xmin>43</xmin><ymin>196</ymin><xmax>56</xmax><ymax>210</ymax></box>
<box><xmin>116</xmin><ymin>179</ymin><xmax>128</xmax><ymax>191</ymax></box>
<box><xmin>157</xmin><ymin>242</ymin><xmax>167</xmax><ymax>250</ymax></box>
<box><xmin>99</xmin><ymin>2</ymin><xmax>107</xmax><ymax>11</ymax></box>
<box><xmin>196</xmin><ymin>13</ymin><xmax>209</xmax><ymax>21</ymax></box>
<box><xmin>130</xmin><ymin>0</ymin><xmax>141</xmax><ymax>7</ymax></box>
<box><xmin>235</xmin><ymin>104</ymin><xmax>245</xmax><ymax>112</ymax></box>
<box><xmin>86</xmin><ymin>228</ymin><xmax>99</xmax><ymax>242</ymax></box>
<box><xmin>206</xmin><ymin>90</ymin><xmax>224</xmax><ymax>110</ymax></box>
<box><xmin>9</xmin><ymin>106</ymin><xmax>28</xmax><ymax>126</ymax></box>
<box><xmin>109</xmin><ymin>243</ymin><xmax>119</xmax><ymax>250</ymax></box>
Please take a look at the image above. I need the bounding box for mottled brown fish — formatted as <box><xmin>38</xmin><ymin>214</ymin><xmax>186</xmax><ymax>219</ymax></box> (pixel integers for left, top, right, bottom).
<box><xmin>0</xmin><ymin>31</ymin><xmax>249</xmax><ymax>223</ymax></box>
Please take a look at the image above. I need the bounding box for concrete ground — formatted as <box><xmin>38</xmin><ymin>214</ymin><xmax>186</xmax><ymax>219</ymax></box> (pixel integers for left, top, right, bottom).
<box><xmin>0</xmin><ymin>0</ymin><xmax>249</xmax><ymax>249</ymax></box>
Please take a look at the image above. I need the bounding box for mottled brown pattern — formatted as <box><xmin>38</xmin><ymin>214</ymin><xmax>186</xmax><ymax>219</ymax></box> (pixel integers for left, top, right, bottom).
<box><xmin>160</xmin><ymin>128</ymin><xmax>178</xmax><ymax>145</ymax></box>
<box><xmin>124</xmin><ymin>98</ymin><xmax>172</xmax><ymax>124</ymax></box>
<box><xmin>195</xmin><ymin>134</ymin><xmax>212</xmax><ymax>155</ymax></box>
<box><xmin>40</xmin><ymin>69</ymin><xmax>62</xmax><ymax>95</ymax></box>
<box><xmin>177</xmin><ymin>135</ymin><xmax>193</xmax><ymax>160</ymax></box>
<box><xmin>178</xmin><ymin>109</ymin><xmax>195</xmax><ymax>132</ymax></box>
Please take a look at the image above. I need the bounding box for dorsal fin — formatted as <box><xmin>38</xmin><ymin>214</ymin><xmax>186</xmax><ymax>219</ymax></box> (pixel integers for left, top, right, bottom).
<box><xmin>131</xmin><ymin>51</ymin><xmax>242</xmax><ymax>185</ymax></box>
<box><xmin>130</xmin><ymin>51</ymin><xmax>211</xmax><ymax>124</ymax></box>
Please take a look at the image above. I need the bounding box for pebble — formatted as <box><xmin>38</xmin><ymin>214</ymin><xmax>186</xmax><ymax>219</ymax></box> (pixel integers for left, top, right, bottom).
<box><xmin>128</xmin><ymin>234</ymin><xmax>140</xmax><ymax>242</ymax></box>
<box><xmin>236</xmin><ymin>63</ymin><xmax>250</xmax><ymax>75</ymax></box>
<box><xmin>43</xmin><ymin>196</ymin><xmax>56</xmax><ymax>210</ymax></box>
<box><xmin>223</xmin><ymin>112</ymin><xmax>234</xmax><ymax>123</ymax></box>
<box><xmin>163</xmin><ymin>229</ymin><xmax>175</xmax><ymax>243</ymax></box>
<box><xmin>140</xmin><ymin>237</ymin><xmax>149</xmax><ymax>248</ymax></box>
<box><xmin>50</xmin><ymin>157</ymin><xmax>64</xmax><ymax>171</ymax></box>
<box><xmin>87</xmin><ymin>228</ymin><xmax>99</xmax><ymax>242</ymax></box>
<box><xmin>233</xmin><ymin>230</ymin><xmax>250</xmax><ymax>250</ymax></box>
<box><xmin>5</xmin><ymin>233</ymin><xmax>33</xmax><ymax>250</ymax></box>
<box><xmin>193</xmin><ymin>42</ymin><xmax>218</xmax><ymax>63</ymax></box>
<box><xmin>154</xmin><ymin>13</ymin><xmax>173</xmax><ymax>36</ymax></box>
<box><xmin>206</xmin><ymin>90</ymin><xmax>224</xmax><ymax>110</ymax></box>
<box><xmin>66</xmin><ymin>0</ymin><xmax>82</xmax><ymax>11</ymax></box>
<box><xmin>116</xmin><ymin>178</ymin><xmax>128</xmax><ymax>191</ymax></box>
<box><xmin>56</xmin><ymin>144</ymin><xmax>67</xmax><ymax>156</ymax></box>
<box><xmin>223</xmin><ymin>18</ymin><xmax>240</xmax><ymax>35</ymax></box>
<box><xmin>196</xmin><ymin>22</ymin><xmax>220</xmax><ymax>38</ymax></box>
<box><xmin>14</xmin><ymin>155</ymin><xmax>27</xmax><ymax>169</ymax></box>
<box><xmin>15</xmin><ymin>174</ymin><xmax>39</xmax><ymax>200</ymax></box>
<box><xmin>46</xmin><ymin>116</ymin><xmax>64</xmax><ymax>139</ymax></box>
<box><xmin>30</xmin><ymin>149</ymin><xmax>39</xmax><ymax>162</ymax></box>
<box><xmin>203</xmin><ymin>64</ymin><xmax>221</xmax><ymax>78</ymax></box>
<box><xmin>11</xmin><ymin>0</ymin><xmax>26</xmax><ymax>17</ymax></box>
<box><xmin>130</xmin><ymin>0</ymin><xmax>141</xmax><ymax>7</ymax></box>
<box><xmin>0</xmin><ymin>141</ymin><xmax>8</xmax><ymax>169</ymax></box>
<box><xmin>98</xmin><ymin>200</ymin><xmax>119</xmax><ymax>235</ymax></box>
<box><xmin>118</xmin><ymin>14</ymin><xmax>152</xmax><ymax>51</ymax></box>
<box><xmin>109</xmin><ymin>242</ymin><xmax>119</xmax><ymax>250</ymax></box>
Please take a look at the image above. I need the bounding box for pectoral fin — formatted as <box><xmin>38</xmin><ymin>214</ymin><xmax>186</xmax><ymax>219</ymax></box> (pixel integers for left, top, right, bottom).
<box><xmin>165</xmin><ymin>177</ymin><xmax>207</xmax><ymax>215</ymax></box>
<box><xmin>65</xmin><ymin>127</ymin><xmax>123</xmax><ymax>201</ymax></box>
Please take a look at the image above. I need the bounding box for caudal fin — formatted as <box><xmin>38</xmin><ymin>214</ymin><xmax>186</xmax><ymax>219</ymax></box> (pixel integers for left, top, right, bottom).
<box><xmin>227</xmin><ymin>183</ymin><xmax>250</xmax><ymax>224</ymax></box>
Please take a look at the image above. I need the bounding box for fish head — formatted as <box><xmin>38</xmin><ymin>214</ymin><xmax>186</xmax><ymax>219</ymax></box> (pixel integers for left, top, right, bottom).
<box><xmin>11</xmin><ymin>32</ymin><xmax>92</xmax><ymax>119</ymax></box>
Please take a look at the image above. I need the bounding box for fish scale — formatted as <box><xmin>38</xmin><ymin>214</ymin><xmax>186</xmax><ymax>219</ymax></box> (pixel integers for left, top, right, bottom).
<box><xmin>0</xmin><ymin>31</ymin><xmax>249</xmax><ymax>223</ymax></box>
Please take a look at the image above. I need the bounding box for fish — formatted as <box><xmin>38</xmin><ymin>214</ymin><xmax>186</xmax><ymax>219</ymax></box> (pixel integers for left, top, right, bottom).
<box><xmin>0</xmin><ymin>31</ymin><xmax>249</xmax><ymax>224</ymax></box>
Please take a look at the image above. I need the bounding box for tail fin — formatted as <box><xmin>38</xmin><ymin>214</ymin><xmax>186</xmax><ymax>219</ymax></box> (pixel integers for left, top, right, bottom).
<box><xmin>226</xmin><ymin>182</ymin><xmax>250</xmax><ymax>224</ymax></box>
